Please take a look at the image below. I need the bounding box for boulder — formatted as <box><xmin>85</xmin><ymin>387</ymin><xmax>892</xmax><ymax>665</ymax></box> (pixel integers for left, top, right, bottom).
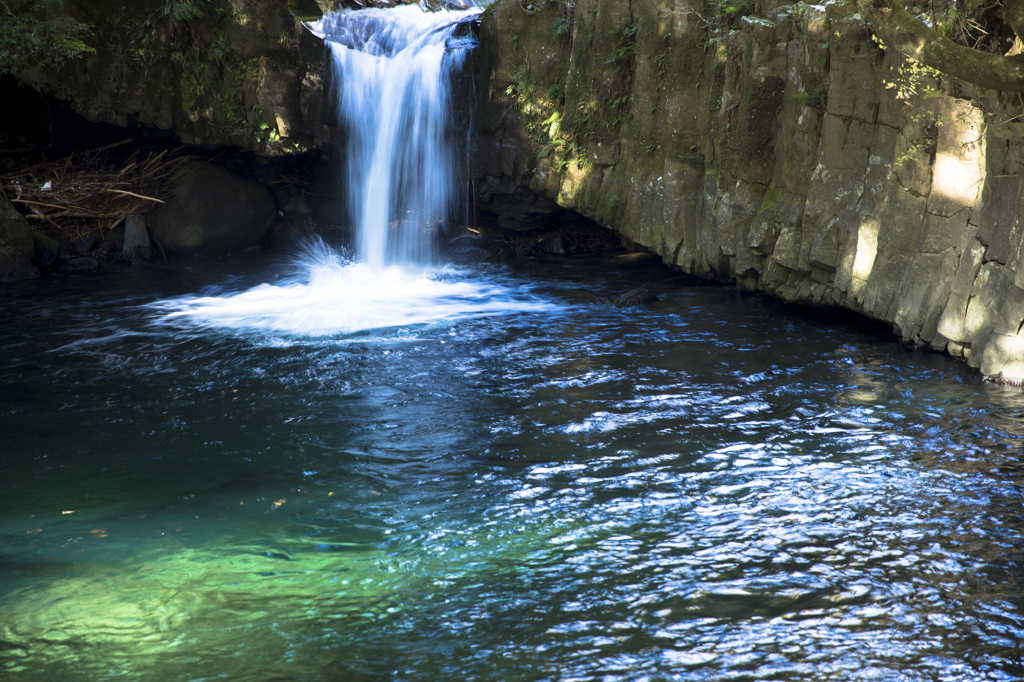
<box><xmin>100</xmin><ymin>225</ymin><xmax>126</xmax><ymax>252</ymax></box>
<box><xmin>0</xmin><ymin>196</ymin><xmax>34</xmax><ymax>258</ymax></box>
<box><xmin>441</xmin><ymin>234</ymin><xmax>504</xmax><ymax>264</ymax></box>
<box><xmin>153</xmin><ymin>161</ymin><xmax>278</xmax><ymax>257</ymax></box>
<box><xmin>123</xmin><ymin>214</ymin><xmax>152</xmax><ymax>261</ymax></box>
<box><xmin>59</xmin><ymin>256</ymin><xmax>99</xmax><ymax>274</ymax></box>
<box><xmin>614</xmin><ymin>285</ymin><xmax>659</xmax><ymax>308</ymax></box>
<box><xmin>32</xmin><ymin>232</ymin><xmax>59</xmax><ymax>268</ymax></box>
<box><xmin>0</xmin><ymin>246</ymin><xmax>40</xmax><ymax>282</ymax></box>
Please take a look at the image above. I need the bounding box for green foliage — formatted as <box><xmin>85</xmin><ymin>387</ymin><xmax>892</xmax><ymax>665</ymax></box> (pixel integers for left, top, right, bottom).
<box><xmin>545</xmin><ymin>82</ymin><xmax>564</xmax><ymax>105</ymax></box>
<box><xmin>0</xmin><ymin>0</ymin><xmax>95</xmax><ymax>77</ymax></box>
<box><xmin>791</xmin><ymin>91</ymin><xmax>816</xmax><ymax>107</ymax></box>
<box><xmin>716</xmin><ymin>0</ymin><xmax>754</xmax><ymax>19</ymax></box>
<box><xmin>605</xmin><ymin>22</ymin><xmax>637</xmax><ymax>73</ymax></box>
<box><xmin>883</xmin><ymin>59</ymin><xmax>948</xmax><ymax>167</ymax></box>
<box><xmin>552</xmin><ymin>16</ymin><xmax>570</xmax><ymax>40</ymax></box>
<box><xmin>506</xmin><ymin>62</ymin><xmax>537</xmax><ymax>113</ymax></box>
<box><xmin>478</xmin><ymin>0</ymin><xmax>497</xmax><ymax>22</ymax></box>
<box><xmin>161</xmin><ymin>0</ymin><xmax>205</xmax><ymax>29</ymax></box>
<box><xmin>255</xmin><ymin>122</ymin><xmax>280</xmax><ymax>144</ymax></box>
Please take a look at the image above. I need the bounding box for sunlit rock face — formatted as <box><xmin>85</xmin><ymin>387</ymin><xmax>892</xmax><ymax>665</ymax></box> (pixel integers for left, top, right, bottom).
<box><xmin>475</xmin><ymin>0</ymin><xmax>1024</xmax><ymax>382</ymax></box>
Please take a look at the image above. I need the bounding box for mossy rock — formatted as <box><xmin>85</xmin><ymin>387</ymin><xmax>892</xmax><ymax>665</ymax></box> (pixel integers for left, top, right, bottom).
<box><xmin>0</xmin><ymin>198</ymin><xmax>34</xmax><ymax>259</ymax></box>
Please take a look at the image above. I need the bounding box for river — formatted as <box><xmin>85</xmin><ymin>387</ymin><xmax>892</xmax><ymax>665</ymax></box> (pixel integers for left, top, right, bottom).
<box><xmin>1</xmin><ymin>247</ymin><xmax>1022</xmax><ymax>680</ymax></box>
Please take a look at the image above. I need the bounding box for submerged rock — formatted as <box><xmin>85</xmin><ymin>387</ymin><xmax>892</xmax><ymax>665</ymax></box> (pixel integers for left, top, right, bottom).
<box><xmin>59</xmin><ymin>256</ymin><xmax>99</xmax><ymax>274</ymax></box>
<box><xmin>153</xmin><ymin>161</ymin><xmax>278</xmax><ymax>257</ymax></box>
<box><xmin>614</xmin><ymin>285</ymin><xmax>659</xmax><ymax>308</ymax></box>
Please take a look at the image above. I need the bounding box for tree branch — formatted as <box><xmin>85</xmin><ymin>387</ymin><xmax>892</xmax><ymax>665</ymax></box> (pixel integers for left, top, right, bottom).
<box><xmin>857</xmin><ymin>0</ymin><xmax>1024</xmax><ymax>92</ymax></box>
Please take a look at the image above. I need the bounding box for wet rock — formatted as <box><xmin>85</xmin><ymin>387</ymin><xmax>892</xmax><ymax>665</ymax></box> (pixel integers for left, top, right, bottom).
<box><xmin>543</xmin><ymin>236</ymin><xmax>567</xmax><ymax>255</ymax></box>
<box><xmin>100</xmin><ymin>225</ymin><xmax>126</xmax><ymax>253</ymax></box>
<box><xmin>481</xmin><ymin>188</ymin><xmax>562</xmax><ymax>232</ymax></box>
<box><xmin>59</xmin><ymin>256</ymin><xmax>99</xmax><ymax>274</ymax></box>
<box><xmin>614</xmin><ymin>285</ymin><xmax>659</xmax><ymax>308</ymax></box>
<box><xmin>270</xmin><ymin>215</ymin><xmax>316</xmax><ymax>249</ymax></box>
<box><xmin>441</xmin><ymin>234</ymin><xmax>504</xmax><ymax>264</ymax></box>
<box><xmin>32</xmin><ymin>231</ymin><xmax>59</xmax><ymax>268</ymax></box>
<box><xmin>123</xmin><ymin>215</ymin><xmax>152</xmax><ymax>261</ymax></box>
<box><xmin>73</xmin><ymin>232</ymin><xmax>100</xmax><ymax>255</ymax></box>
<box><xmin>54</xmin><ymin>234</ymin><xmax>74</xmax><ymax>258</ymax></box>
<box><xmin>153</xmin><ymin>161</ymin><xmax>278</xmax><ymax>257</ymax></box>
<box><xmin>0</xmin><ymin>246</ymin><xmax>40</xmax><ymax>282</ymax></box>
<box><xmin>0</xmin><ymin>196</ymin><xmax>34</xmax><ymax>259</ymax></box>
<box><xmin>283</xmin><ymin>194</ymin><xmax>312</xmax><ymax>217</ymax></box>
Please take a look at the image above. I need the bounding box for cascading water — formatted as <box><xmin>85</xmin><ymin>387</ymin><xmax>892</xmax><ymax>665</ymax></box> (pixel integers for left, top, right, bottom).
<box><xmin>157</xmin><ymin>2</ymin><xmax>556</xmax><ymax>336</ymax></box>
<box><xmin>310</xmin><ymin>4</ymin><xmax>480</xmax><ymax>269</ymax></box>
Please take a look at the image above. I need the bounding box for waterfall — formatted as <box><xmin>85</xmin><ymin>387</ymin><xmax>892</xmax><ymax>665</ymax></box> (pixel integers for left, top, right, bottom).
<box><xmin>156</xmin><ymin>1</ymin><xmax>559</xmax><ymax>337</ymax></box>
<box><xmin>309</xmin><ymin>4</ymin><xmax>481</xmax><ymax>269</ymax></box>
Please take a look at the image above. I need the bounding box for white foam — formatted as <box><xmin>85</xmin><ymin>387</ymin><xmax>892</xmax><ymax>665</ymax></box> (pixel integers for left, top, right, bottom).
<box><xmin>155</xmin><ymin>239</ymin><xmax>555</xmax><ymax>336</ymax></box>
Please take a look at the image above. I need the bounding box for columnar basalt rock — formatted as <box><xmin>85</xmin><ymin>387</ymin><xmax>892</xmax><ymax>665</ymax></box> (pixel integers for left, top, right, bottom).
<box><xmin>474</xmin><ymin>0</ymin><xmax>1024</xmax><ymax>382</ymax></box>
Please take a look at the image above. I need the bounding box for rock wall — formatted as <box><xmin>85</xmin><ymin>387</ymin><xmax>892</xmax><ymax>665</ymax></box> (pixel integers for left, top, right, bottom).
<box><xmin>474</xmin><ymin>0</ymin><xmax>1024</xmax><ymax>382</ymax></box>
<box><xmin>10</xmin><ymin>0</ymin><xmax>334</xmax><ymax>154</ymax></box>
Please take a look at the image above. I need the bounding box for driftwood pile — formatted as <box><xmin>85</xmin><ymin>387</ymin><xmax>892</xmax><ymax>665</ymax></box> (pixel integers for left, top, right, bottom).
<box><xmin>0</xmin><ymin>139</ymin><xmax>195</xmax><ymax>244</ymax></box>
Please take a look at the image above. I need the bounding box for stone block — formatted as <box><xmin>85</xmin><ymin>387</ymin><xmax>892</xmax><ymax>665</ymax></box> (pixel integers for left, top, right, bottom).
<box><xmin>950</xmin><ymin>239</ymin><xmax>987</xmax><ymax>297</ymax></box>
<box><xmin>825</xmin><ymin>23</ymin><xmax>879</xmax><ymax>122</ymax></box>
<box><xmin>857</xmin><ymin>187</ymin><xmax>927</xmax><ymax>318</ymax></box>
<box><xmin>919</xmin><ymin>209</ymin><xmax>970</xmax><ymax>255</ymax></box>
<box><xmin>123</xmin><ymin>215</ymin><xmax>152</xmax><ymax>261</ymax></box>
<box><xmin>894</xmin><ymin>248</ymin><xmax>958</xmax><ymax>344</ymax></box>
<box><xmin>927</xmin><ymin>99</ymin><xmax>984</xmax><ymax>217</ymax></box>
<box><xmin>808</xmin><ymin>217</ymin><xmax>839</xmax><ymax>272</ymax></box>
<box><xmin>979</xmin><ymin>330</ymin><xmax>1024</xmax><ymax>380</ymax></box>
<box><xmin>818</xmin><ymin>115</ymin><xmax>847</xmax><ymax>168</ymax></box>
<box><xmin>772</xmin><ymin>227</ymin><xmax>802</xmax><ymax>272</ymax></box>
<box><xmin>973</xmin><ymin>174</ymin><xmax>1019</xmax><ymax>264</ymax></box>
<box><xmin>937</xmin><ymin>292</ymin><xmax>969</xmax><ymax>344</ymax></box>
<box><xmin>990</xmin><ymin>284</ymin><xmax>1024</xmax><ymax>336</ymax></box>
<box><xmin>962</xmin><ymin>262</ymin><xmax>1016</xmax><ymax>361</ymax></box>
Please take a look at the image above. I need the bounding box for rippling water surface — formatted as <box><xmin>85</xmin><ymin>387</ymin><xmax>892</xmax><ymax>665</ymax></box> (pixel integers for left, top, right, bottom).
<box><xmin>1</xmin><ymin>248</ymin><xmax>1022</xmax><ymax>681</ymax></box>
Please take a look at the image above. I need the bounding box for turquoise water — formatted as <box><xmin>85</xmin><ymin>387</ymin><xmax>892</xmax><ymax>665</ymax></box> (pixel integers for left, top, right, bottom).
<box><xmin>1</xmin><ymin>249</ymin><xmax>1022</xmax><ymax>681</ymax></box>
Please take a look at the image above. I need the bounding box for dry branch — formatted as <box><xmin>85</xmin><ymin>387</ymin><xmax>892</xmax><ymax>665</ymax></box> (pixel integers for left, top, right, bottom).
<box><xmin>0</xmin><ymin>143</ymin><xmax>197</xmax><ymax>243</ymax></box>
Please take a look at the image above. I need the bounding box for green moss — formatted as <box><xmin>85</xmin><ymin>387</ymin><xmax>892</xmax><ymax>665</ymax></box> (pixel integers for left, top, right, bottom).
<box><xmin>755</xmin><ymin>186</ymin><xmax>784</xmax><ymax>219</ymax></box>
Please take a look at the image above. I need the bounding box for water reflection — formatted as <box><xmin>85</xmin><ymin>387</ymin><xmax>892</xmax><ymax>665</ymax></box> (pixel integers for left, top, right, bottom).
<box><xmin>0</xmin><ymin>253</ymin><xmax>1021</xmax><ymax>680</ymax></box>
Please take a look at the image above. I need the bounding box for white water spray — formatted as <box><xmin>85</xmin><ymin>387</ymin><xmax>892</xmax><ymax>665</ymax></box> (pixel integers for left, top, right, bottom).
<box><xmin>156</xmin><ymin>237</ymin><xmax>555</xmax><ymax>336</ymax></box>
<box><xmin>155</xmin><ymin>3</ymin><xmax>559</xmax><ymax>337</ymax></box>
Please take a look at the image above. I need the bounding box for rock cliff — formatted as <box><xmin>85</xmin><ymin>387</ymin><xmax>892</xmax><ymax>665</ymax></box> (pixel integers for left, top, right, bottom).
<box><xmin>9</xmin><ymin>0</ymin><xmax>333</xmax><ymax>154</ymax></box>
<box><xmin>474</xmin><ymin>0</ymin><xmax>1024</xmax><ymax>382</ymax></box>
